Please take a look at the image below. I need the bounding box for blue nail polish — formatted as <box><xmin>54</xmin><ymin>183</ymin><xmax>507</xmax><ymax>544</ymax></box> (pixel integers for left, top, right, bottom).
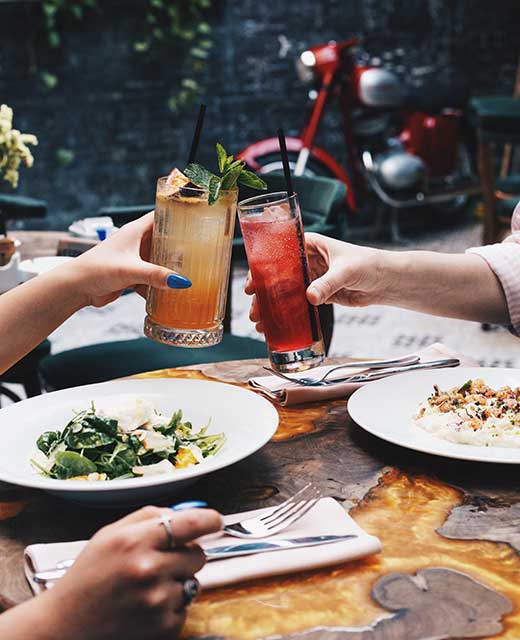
<box><xmin>167</xmin><ymin>274</ymin><xmax>192</xmax><ymax>289</ymax></box>
<box><xmin>171</xmin><ymin>500</ymin><xmax>208</xmax><ymax>511</ymax></box>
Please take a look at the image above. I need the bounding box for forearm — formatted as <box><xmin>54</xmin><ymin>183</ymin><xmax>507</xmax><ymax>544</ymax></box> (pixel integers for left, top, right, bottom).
<box><xmin>382</xmin><ymin>250</ymin><xmax>510</xmax><ymax>325</ymax></box>
<box><xmin>0</xmin><ymin>265</ymin><xmax>87</xmax><ymax>374</ymax></box>
<box><xmin>0</xmin><ymin>593</ymin><xmax>68</xmax><ymax>640</ymax></box>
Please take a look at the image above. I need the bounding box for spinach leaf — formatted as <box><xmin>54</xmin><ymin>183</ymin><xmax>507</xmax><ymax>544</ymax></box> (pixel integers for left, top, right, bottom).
<box><xmin>64</xmin><ymin>427</ymin><xmax>114</xmax><ymax>450</ymax></box>
<box><xmin>52</xmin><ymin>451</ymin><xmax>97</xmax><ymax>479</ymax></box>
<box><xmin>82</xmin><ymin>415</ymin><xmax>118</xmax><ymax>437</ymax></box>
<box><xmin>97</xmin><ymin>444</ymin><xmax>137</xmax><ymax>479</ymax></box>
<box><xmin>37</xmin><ymin>431</ymin><xmax>61</xmax><ymax>456</ymax></box>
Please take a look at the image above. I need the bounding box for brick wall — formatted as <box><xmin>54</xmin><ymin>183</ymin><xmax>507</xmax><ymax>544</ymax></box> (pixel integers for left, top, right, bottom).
<box><xmin>1</xmin><ymin>0</ymin><xmax>519</xmax><ymax>228</ymax></box>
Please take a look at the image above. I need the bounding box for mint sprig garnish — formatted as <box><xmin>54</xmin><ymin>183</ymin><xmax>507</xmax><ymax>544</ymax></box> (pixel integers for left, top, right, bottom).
<box><xmin>184</xmin><ymin>144</ymin><xmax>267</xmax><ymax>205</ymax></box>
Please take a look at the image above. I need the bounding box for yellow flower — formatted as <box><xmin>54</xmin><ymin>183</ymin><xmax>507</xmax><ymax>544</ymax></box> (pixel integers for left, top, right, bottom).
<box><xmin>0</xmin><ymin>104</ymin><xmax>38</xmax><ymax>189</ymax></box>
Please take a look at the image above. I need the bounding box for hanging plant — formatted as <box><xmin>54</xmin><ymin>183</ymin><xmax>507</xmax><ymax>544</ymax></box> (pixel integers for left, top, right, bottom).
<box><xmin>41</xmin><ymin>0</ymin><xmax>97</xmax><ymax>49</ymax></box>
<box><xmin>134</xmin><ymin>0</ymin><xmax>214</xmax><ymax>112</ymax></box>
<box><xmin>38</xmin><ymin>0</ymin><xmax>97</xmax><ymax>89</ymax></box>
<box><xmin>32</xmin><ymin>0</ymin><xmax>213</xmax><ymax>111</ymax></box>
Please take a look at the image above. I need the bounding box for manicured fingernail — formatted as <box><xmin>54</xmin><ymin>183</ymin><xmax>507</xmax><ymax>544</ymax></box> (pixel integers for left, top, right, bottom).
<box><xmin>167</xmin><ymin>274</ymin><xmax>192</xmax><ymax>289</ymax></box>
<box><xmin>171</xmin><ymin>501</ymin><xmax>208</xmax><ymax>511</ymax></box>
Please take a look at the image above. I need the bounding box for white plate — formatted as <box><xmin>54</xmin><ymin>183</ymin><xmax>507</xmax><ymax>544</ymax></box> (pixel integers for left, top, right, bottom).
<box><xmin>0</xmin><ymin>378</ymin><xmax>278</xmax><ymax>505</ymax></box>
<box><xmin>19</xmin><ymin>256</ymin><xmax>73</xmax><ymax>280</ymax></box>
<box><xmin>348</xmin><ymin>367</ymin><xmax>520</xmax><ymax>464</ymax></box>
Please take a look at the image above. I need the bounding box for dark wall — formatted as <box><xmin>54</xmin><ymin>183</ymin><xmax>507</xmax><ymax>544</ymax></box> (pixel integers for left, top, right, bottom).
<box><xmin>1</xmin><ymin>0</ymin><xmax>519</xmax><ymax>228</ymax></box>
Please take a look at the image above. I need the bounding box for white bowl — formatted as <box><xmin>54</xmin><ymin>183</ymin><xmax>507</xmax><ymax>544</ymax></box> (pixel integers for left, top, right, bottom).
<box><xmin>0</xmin><ymin>378</ymin><xmax>279</xmax><ymax>505</ymax></box>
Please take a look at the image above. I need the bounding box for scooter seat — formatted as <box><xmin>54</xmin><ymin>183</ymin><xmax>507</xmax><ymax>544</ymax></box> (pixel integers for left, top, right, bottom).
<box><xmin>404</xmin><ymin>77</ymin><xmax>470</xmax><ymax>114</ymax></box>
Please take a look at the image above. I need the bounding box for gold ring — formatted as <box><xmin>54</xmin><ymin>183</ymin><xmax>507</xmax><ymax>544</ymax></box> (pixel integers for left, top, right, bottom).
<box><xmin>158</xmin><ymin>513</ymin><xmax>175</xmax><ymax>549</ymax></box>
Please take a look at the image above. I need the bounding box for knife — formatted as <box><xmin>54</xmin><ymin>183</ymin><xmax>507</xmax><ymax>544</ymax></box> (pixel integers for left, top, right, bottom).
<box><xmin>205</xmin><ymin>534</ymin><xmax>357</xmax><ymax>560</ymax></box>
<box><xmin>323</xmin><ymin>358</ymin><xmax>460</xmax><ymax>385</ymax></box>
<box><xmin>33</xmin><ymin>534</ymin><xmax>357</xmax><ymax>583</ymax></box>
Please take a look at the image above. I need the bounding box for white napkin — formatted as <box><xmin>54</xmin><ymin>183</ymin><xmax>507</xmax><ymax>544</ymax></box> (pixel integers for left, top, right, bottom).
<box><xmin>25</xmin><ymin>498</ymin><xmax>380</xmax><ymax>593</ymax></box>
<box><xmin>249</xmin><ymin>343</ymin><xmax>478</xmax><ymax>406</ymax></box>
<box><xmin>68</xmin><ymin>217</ymin><xmax>117</xmax><ymax>239</ymax></box>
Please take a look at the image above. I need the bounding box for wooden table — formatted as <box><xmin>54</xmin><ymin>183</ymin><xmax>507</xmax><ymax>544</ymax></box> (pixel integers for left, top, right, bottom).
<box><xmin>1</xmin><ymin>360</ymin><xmax>520</xmax><ymax>639</ymax></box>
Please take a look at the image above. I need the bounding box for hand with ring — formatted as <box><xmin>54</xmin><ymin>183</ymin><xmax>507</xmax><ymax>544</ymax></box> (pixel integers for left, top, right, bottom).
<box><xmin>12</xmin><ymin>506</ymin><xmax>222</xmax><ymax>640</ymax></box>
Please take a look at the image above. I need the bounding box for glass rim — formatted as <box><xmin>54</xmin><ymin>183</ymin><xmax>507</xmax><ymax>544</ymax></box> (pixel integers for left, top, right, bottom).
<box><xmin>156</xmin><ymin>176</ymin><xmax>237</xmax><ymax>196</ymax></box>
<box><xmin>238</xmin><ymin>191</ymin><xmax>298</xmax><ymax>211</ymax></box>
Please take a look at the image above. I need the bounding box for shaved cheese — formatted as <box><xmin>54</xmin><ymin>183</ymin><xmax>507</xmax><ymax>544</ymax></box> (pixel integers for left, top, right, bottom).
<box><xmin>132</xmin><ymin>459</ymin><xmax>176</xmax><ymax>477</ymax></box>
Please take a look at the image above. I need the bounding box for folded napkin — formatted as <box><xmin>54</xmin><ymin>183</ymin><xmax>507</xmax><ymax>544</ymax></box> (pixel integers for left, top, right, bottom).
<box><xmin>68</xmin><ymin>217</ymin><xmax>117</xmax><ymax>239</ymax></box>
<box><xmin>25</xmin><ymin>497</ymin><xmax>380</xmax><ymax>594</ymax></box>
<box><xmin>249</xmin><ymin>342</ymin><xmax>478</xmax><ymax>406</ymax></box>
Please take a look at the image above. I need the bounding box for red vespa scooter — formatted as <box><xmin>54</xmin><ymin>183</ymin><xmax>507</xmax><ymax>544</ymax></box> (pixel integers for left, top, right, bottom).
<box><xmin>238</xmin><ymin>38</ymin><xmax>480</xmax><ymax>239</ymax></box>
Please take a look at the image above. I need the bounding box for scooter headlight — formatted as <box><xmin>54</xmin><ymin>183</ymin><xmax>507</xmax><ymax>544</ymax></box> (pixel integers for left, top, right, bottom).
<box><xmin>296</xmin><ymin>50</ymin><xmax>316</xmax><ymax>84</ymax></box>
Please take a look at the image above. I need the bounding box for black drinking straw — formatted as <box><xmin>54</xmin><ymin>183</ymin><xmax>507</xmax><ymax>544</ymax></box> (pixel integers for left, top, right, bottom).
<box><xmin>187</xmin><ymin>104</ymin><xmax>206</xmax><ymax>164</ymax></box>
<box><xmin>277</xmin><ymin>128</ymin><xmax>320</xmax><ymax>343</ymax></box>
<box><xmin>277</xmin><ymin>128</ymin><xmax>294</xmax><ymax>197</ymax></box>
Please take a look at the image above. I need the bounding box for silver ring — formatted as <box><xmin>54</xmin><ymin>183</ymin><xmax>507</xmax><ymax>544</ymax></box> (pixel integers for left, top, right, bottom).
<box><xmin>158</xmin><ymin>513</ymin><xmax>175</xmax><ymax>549</ymax></box>
<box><xmin>182</xmin><ymin>577</ymin><xmax>200</xmax><ymax>607</ymax></box>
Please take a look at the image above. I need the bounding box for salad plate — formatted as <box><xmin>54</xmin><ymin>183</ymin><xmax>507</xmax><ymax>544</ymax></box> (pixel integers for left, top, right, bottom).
<box><xmin>0</xmin><ymin>378</ymin><xmax>278</xmax><ymax>505</ymax></box>
<box><xmin>348</xmin><ymin>367</ymin><xmax>520</xmax><ymax>464</ymax></box>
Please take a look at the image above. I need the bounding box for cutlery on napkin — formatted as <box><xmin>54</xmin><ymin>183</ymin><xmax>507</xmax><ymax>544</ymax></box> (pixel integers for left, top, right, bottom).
<box><xmin>24</xmin><ymin>497</ymin><xmax>381</xmax><ymax>593</ymax></box>
<box><xmin>249</xmin><ymin>343</ymin><xmax>478</xmax><ymax>406</ymax></box>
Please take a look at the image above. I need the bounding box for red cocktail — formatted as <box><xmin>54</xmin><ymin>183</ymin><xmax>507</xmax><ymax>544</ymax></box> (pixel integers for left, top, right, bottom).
<box><xmin>238</xmin><ymin>192</ymin><xmax>324</xmax><ymax>372</ymax></box>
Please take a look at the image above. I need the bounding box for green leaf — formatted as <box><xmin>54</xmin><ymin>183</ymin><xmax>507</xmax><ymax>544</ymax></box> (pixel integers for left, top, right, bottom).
<box><xmin>190</xmin><ymin>47</ymin><xmax>209</xmax><ymax>60</ymax></box>
<box><xmin>43</xmin><ymin>3</ymin><xmax>57</xmax><ymax>18</ymax></box>
<box><xmin>70</xmin><ymin>5</ymin><xmax>83</xmax><ymax>19</ymax></box>
<box><xmin>225</xmin><ymin>158</ymin><xmax>242</xmax><ymax>172</ymax></box>
<box><xmin>457</xmin><ymin>380</ymin><xmax>472</xmax><ymax>394</ymax></box>
<box><xmin>184</xmin><ymin>163</ymin><xmax>215</xmax><ymax>189</ymax></box>
<box><xmin>40</xmin><ymin>71</ymin><xmax>58</xmax><ymax>91</ymax></box>
<box><xmin>237</xmin><ymin>169</ymin><xmax>268</xmax><ymax>190</ymax></box>
<box><xmin>52</xmin><ymin>451</ymin><xmax>97</xmax><ymax>479</ymax></box>
<box><xmin>37</xmin><ymin>431</ymin><xmax>61</xmax><ymax>456</ymax></box>
<box><xmin>221</xmin><ymin>164</ymin><xmax>243</xmax><ymax>190</ymax></box>
<box><xmin>181</xmin><ymin>78</ymin><xmax>198</xmax><ymax>91</ymax></box>
<box><xmin>56</xmin><ymin>148</ymin><xmax>74</xmax><ymax>167</ymax></box>
<box><xmin>216</xmin><ymin>143</ymin><xmax>227</xmax><ymax>173</ymax></box>
<box><xmin>208</xmin><ymin>175</ymin><xmax>222</xmax><ymax>205</ymax></box>
<box><xmin>134</xmin><ymin>40</ymin><xmax>150</xmax><ymax>53</ymax></box>
<box><xmin>64</xmin><ymin>427</ymin><xmax>114</xmax><ymax>450</ymax></box>
<box><xmin>48</xmin><ymin>30</ymin><xmax>61</xmax><ymax>48</ymax></box>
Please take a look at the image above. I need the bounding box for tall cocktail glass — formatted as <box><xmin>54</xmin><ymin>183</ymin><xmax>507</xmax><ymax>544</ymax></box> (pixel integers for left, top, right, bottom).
<box><xmin>238</xmin><ymin>191</ymin><xmax>324</xmax><ymax>372</ymax></box>
<box><xmin>145</xmin><ymin>178</ymin><xmax>237</xmax><ymax>347</ymax></box>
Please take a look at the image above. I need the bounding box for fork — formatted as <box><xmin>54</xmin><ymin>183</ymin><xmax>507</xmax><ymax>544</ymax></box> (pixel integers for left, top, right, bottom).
<box><xmin>264</xmin><ymin>354</ymin><xmax>421</xmax><ymax>387</ymax></box>
<box><xmin>224</xmin><ymin>483</ymin><xmax>321</xmax><ymax>538</ymax></box>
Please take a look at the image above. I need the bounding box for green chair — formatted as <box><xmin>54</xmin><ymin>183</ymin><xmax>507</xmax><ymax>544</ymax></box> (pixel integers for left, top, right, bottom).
<box><xmin>39</xmin><ymin>335</ymin><xmax>267</xmax><ymax>390</ymax></box>
<box><xmin>471</xmin><ymin>96</ymin><xmax>520</xmax><ymax>243</ymax></box>
<box><xmin>0</xmin><ymin>340</ymin><xmax>51</xmax><ymax>404</ymax></box>
<box><xmin>0</xmin><ymin>193</ymin><xmax>47</xmax><ymax>235</ymax></box>
<box><xmin>233</xmin><ymin>173</ymin><xmax>347</xmax><ymax>259</ymax></box>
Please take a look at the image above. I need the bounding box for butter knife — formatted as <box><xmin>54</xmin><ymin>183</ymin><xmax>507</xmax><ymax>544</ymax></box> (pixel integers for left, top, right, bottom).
<box><xmin>33</xmin><ymin>534</ymin><xmax>357</xmax><ymax>583</ymax></box>
<box><xmin>323</xmin><ymin>358</ymin><xmax>460</xmax><ymax>385</ymax></box>
<box><xmin>205</xmin><ymin>534</ymin><xmax>356</xmax><ymax>560</ymax></box>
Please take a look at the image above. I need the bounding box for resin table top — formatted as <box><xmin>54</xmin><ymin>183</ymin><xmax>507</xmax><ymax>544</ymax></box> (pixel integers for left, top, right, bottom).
<box><xmin>1</xmin><ymin>359</ymin><xmax>519</xmax><ymax>639</ymax></box>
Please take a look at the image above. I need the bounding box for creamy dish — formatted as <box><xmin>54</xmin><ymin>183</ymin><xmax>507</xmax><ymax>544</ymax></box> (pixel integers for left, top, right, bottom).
<box><xmin>414</xmin><ymin>378</ymin><xmax>520</xmax><ymax>448</ymax></box>
<box><xmin>31</xmin><ymin>398</ymin><xmax>225</xmax><ymax>480</ymax></box>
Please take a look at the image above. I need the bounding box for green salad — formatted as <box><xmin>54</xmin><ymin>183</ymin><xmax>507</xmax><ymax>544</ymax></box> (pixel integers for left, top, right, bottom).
<box><xmin>30</xmin><ymin>398</ymin><xmax>225</xmax><ymax>481</ymax></box>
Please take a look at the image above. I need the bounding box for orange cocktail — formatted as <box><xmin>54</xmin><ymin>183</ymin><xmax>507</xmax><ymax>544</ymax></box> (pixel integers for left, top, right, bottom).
<box><xmin>145</xmin><ymin>178</ymin><xmax>237</xmax><ymax>347</ymax></box>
